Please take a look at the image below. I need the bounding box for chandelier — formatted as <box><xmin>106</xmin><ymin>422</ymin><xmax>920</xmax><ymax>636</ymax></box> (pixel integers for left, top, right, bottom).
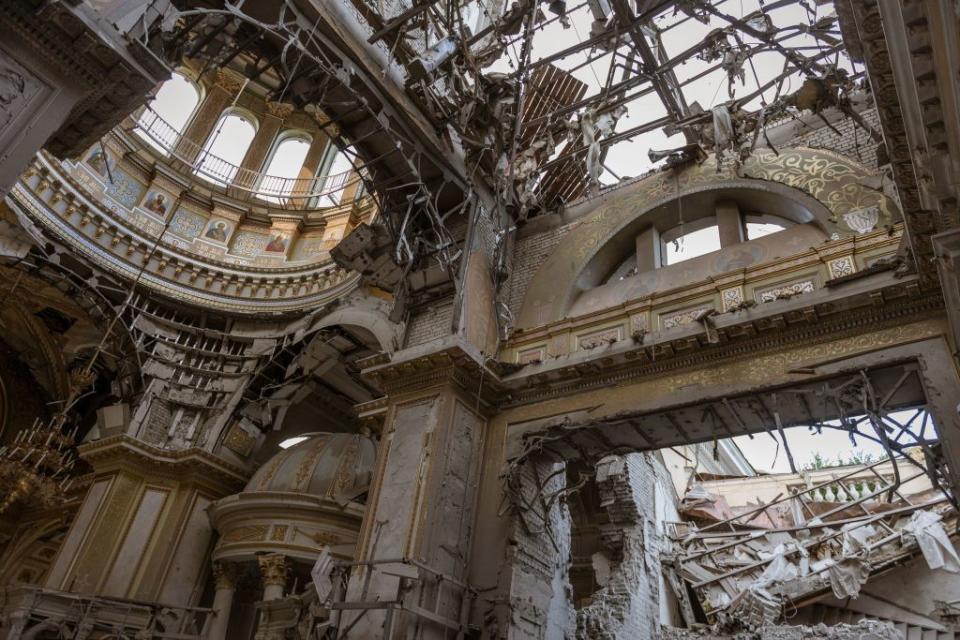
<box><xmin>0</xmin><ymin>416</ymin><xmax>78</xmax><ymax>514</ymax></box>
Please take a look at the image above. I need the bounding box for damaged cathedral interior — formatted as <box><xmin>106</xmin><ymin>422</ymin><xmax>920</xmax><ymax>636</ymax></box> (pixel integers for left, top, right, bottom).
<box><xmin>1</xmin><ymin>0</ymin><xmax>960</xmax><ymax>637</ymax></box>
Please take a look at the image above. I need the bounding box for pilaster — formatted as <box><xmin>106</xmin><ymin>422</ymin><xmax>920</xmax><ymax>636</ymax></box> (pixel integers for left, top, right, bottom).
<box><xmin>234</xmin><ymin>101</ymin><xmax>292</xmax><ymax>189</ymax></box>
<box><xmin>176</xmin><ymin>70</ymin><xmax>242</xmax><ymax>164</ymax></box>
<box><xmin>43</xmin><ymin>435</ymin><xmax>247</xmax><ymax>606</ymax></box>
<box><xmin>343</xmin><ymin>340</ymin><xmax>497</xmax><ymax>638</ymax></box>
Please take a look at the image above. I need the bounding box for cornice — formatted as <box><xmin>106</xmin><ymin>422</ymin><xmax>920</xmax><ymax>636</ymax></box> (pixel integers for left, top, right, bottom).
<box><xmin>0</xmin><ymin>1</ymin><xmax>165</xmax><ymax>158</ymax></box>
<box><xmin>499</xmin><ymin>284</ymin><xmax>944</xmax><ymax>407</ymax></box>
<box><xmin>10</xmin><ymin>173</ymin><xmax>362</xmax><ymax>315</ymax></box>
<box><xmin>361</xmin><ymin>336</ymin><xmax>505</xmax><ymax>406</ymax></box>
<box><xmin>78</xmin><ymin>434</ymin><xmax>249</xmax><ymax>492</ymax></box>
<box><xmin>366</xmin><ymin>277</ymin><xmax>942</xmax><ymax>417</ymax></box>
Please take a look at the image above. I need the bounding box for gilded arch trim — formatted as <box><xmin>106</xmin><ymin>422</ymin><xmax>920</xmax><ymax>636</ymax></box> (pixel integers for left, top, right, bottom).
<box><xmin>516</xmin><ymin>148</ymin><xmax>900</xmax><ymax>329</ymax></box>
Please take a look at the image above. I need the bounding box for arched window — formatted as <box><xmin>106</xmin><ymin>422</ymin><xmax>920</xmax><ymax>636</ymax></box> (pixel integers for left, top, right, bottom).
<box><xmin>195</xmin><ymin>110</ymin><xmax>257</xmax><ymax>186</ymax></box>
<box><xmin>260</xmin><ymin>133</ymin><xmax>312</xmax><ymax>202</ymax></box>
<box><xmin>662</xmin><ymin>222</ymin><xmax>722</xmax><ymax>266</ymax></box>
<box><xmin>746</xmin><ymin>214</ymin><xmax>790</xmax><ymax>240</ymax></box>
<box><xmin>137</xmin><ymin>72</ymin><xmax>201</xmax><ymax>154</ymax></box>
<box><xmin>317</xmin><ymin>146</ymin><xmax>356</xmax><ymax>208</ymax></box>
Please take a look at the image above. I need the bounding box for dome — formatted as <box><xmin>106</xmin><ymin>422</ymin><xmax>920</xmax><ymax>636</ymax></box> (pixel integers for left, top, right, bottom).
<box><xmin>246</xmin><ymin>433</ymin><xmax>376</xmax><ymax>501</ymax></box>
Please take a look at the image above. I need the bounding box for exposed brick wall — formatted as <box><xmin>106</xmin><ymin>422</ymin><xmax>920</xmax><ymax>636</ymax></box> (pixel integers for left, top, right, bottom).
<box><xmin>506</xmin><ymin>219</ymin><xmax>585</xmax><ymax>321</ymax></box>
<box><xmin>576</xmin><ymin>452</ymin><xmax>679</xmax><ymax>640</ymax></box>
<box><xmin>785</xmin><ymin>107</ymin><xmax>882</xmax><ymax>170</ymax></box>
<box><xmin>403</xmin><ymin>300</ymin><xmax>453</xmax><ymax>348</ymax></box>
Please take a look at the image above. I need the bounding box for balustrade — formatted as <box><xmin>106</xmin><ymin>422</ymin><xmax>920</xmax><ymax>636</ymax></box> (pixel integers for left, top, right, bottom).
<box><xmin>133</xmin><ymin>106</ymin><xmax>362</xmax><ymax>207</ymax></box>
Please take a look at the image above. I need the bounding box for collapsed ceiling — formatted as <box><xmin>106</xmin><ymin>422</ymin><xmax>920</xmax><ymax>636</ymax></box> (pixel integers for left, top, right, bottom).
<box><xmin>124</xmin><ymin>0</ymin><xmax>874</xmax><ymax>303</ymax></box>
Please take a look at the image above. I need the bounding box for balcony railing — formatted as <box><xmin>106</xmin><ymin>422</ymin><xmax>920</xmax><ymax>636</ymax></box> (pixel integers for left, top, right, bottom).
<box><xmin>132</xmin><ymin>106</ymin><xmax>362</xmax><ymax>207</ymax></box>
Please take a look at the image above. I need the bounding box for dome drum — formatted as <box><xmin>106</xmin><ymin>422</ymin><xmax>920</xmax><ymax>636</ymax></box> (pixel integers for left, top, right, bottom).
<box><xmin>209</xmin><ymin>433</ymin><xmax>376</xmax><ymax>564</ymax></box>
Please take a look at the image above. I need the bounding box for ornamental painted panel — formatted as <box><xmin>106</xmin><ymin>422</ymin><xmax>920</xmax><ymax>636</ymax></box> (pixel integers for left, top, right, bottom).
<box><xmin>104</xmin><ymin>168</ymin><xmax>146</xmax><ymax>209</ymax></box>
<box><xmin>827</xmin><ymin>256</ymin><xmax>856</xmax><ymax>279</ymax></box>
<box><xmin>232</xmin><ymin>231</ymin><xmax>269</xmax><ymax>257</ymax></box>
<box><xmin>756</xmin><ymin>279</ymin><xmax>815</xmax><ymax>303</ymax></box>
<box><xmin>660</xmin><ymin>305</ymin><xmax>713</xmax><ymax>330</ymax></box>
<box><xmin>169</xmin><ymin>208</ymin><xmax>205</xmax><ymax>240</ymax></box>
<box><xmin>517</xmin><ymin>345</ymin><xmax>546</xmax><ymax>364</ymax></box>
<box><xmin>576</xmin><ymin>325</ymin><xmax>623</xmax><ymax>350</ymax></box>
<box><xmin>139</xmin><ymin>189</ymin><xmax>173</xmax><ymax>217</ymax></box>
<box><xmin>721</xmin><ymin>286</ymin><xmax>744</xmax><ymax>311</ymax></box>
<box><xmin>292</xmin><ymin>235</ymin><xmax>326</xmax><ymax>260</ymax></box>
<box><xmin>203</xmin><ymin>219</ymin><xmax>233</xmax><ymax>244</ymax></box>
<box><xmin>223</xmin><ymin>423</ymin><xmax>256</xmax><ymax>457</ymax></box>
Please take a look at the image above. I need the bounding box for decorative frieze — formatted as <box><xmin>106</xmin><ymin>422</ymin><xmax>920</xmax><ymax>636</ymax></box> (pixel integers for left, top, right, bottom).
<box><xmin>660</xmin><ymin>305</ymin><xmax>714</xmax><ymax>330</ymax></box>
<box><xmin>576</xmin><ymin>325</ymin><xmax>623</xmax><ymax>350</ymax></box>
<box><xmin>223</xmin><ymin>424</ymin><xmax>257</xmax><ymax>457</ymax></box>
<box><xmin>827</xmin><ymin>255</ymin><xmax>856</xmax><ymax>279</ymax></box>
<box><xmin>756</xmin><ymin>279</ymin><xmax>816</xmax><ymax>303</ymax></box>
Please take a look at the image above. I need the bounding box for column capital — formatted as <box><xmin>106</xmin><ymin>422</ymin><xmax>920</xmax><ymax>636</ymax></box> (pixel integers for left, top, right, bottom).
<box><xmin>265</xmin><ymin>101</ymin><xmax>296</xmax><ymax>120</ymax></box>
<box><xmin>214</xmin><ymin>69</ymin><xmax>245</xmax><ymax>94</ymax></box>
<box><xmin>257</xmin><ymin>554</ymin><xmax>289</xmax><ymax>588</ymax></box>
<box><xmin>213</xmin><ymin>561</ymin><xmax>238</xmax><ymax>591</ymax></box>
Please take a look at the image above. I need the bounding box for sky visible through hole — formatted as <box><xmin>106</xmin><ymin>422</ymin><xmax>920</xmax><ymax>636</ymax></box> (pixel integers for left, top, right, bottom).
<box><xmin>733</xmin><ymin>417</ymin><xmax>904</xmax><ymax>475</ymax></box>
<box><xmin>152</xmin><ymin>6</ymin><xmax>879</xmax><ymax>474</ymax></box>
<box><xmin>482</xmin><ymin>0</ymin><xmax>854</xmax><ymax>184</ymax></box>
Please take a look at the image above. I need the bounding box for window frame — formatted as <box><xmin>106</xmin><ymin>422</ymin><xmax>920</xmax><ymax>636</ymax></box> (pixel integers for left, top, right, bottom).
<box><xmin>659</xmin><ymin>216</ymin><xmax>722</xmax><ymax>266</ymax></box>
<box><xmin>194</xmin><ymin>107</ymin><xmax>260</xmax><ymax>185</ymax></box>
<box><xmin>257</xmin><ymin>129</ymin><xmax>314</xmax><ymax>199</ymax></box>
<box><xmin>136</xmin><ymin>70</ymin><xmax>204</xmax><ymax>156</ymax></box>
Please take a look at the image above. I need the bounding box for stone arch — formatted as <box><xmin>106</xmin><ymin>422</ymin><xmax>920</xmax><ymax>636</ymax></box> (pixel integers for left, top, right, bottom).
<box><xmin>516</xmin><ymin>148</ymin><xmax>900</xmax><ymax>329</ymax></box>
<box><xmin>309</xmin><ymin>290</ymin><xmax>403</xmax><ymax>354</ymax></box>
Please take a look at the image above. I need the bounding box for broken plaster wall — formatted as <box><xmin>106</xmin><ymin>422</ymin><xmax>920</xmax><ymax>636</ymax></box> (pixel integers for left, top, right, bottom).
<box><xmin>497</xmin><ymin>455</ymin><xmax>575</xmax><ymax>640</ymax></box>
<box><xmin>506</xmin><ymin>219</ymin><xmax>586</xmax><ymax>324</ymax></box>
<box><xmin>576</xmin><ymin>452</ymin><xmax>682</xmax><ymax>640</ymax></box>
<box><xmin>502</xmin><ymin>107</ymin><xmax>884</xmax><ymax>334</ymax></box>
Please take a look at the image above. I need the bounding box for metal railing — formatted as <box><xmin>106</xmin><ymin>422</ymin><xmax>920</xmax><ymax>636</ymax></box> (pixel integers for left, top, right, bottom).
<box><xmin>0</xmin><ymin>584</ymin><xmax>212</xmax><ymax>639</ymax></box>
<box><xmin>326</xmin><ymin>557</ymin><xmax>476</xmax><ymax>639</ymax></box>
<box><xmin>132</xmin><ymin>106</ymin><xmax>362</xmax><ymax>206</ymax></box>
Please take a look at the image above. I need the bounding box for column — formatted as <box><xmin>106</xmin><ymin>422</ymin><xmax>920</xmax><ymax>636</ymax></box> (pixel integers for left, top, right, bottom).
<box><xmin>175</xmin><ymin>70</ymin><xmax>243</xmax><ymax>164</ymax></box>
<box><xmin>233</xmin><ymin>101</ymin><xmax>291</xmax><ymax>190</ymax></box>
<box><xmin>933</xmin><ymin>229</ymin><xmax>960</xmax><ymax>354</ymax></box>
<box><xmin>716</xmin><ymin>200</ymin><xmax>745</xmax><ymax>247</ymax></box>
<box><xmin>636</xmin><ymin>226</ymin><xmax>662</xmax><ymax>272</ymax></box>
<box><xmin>340</xmin><ymin>170</ymin><xmax>364</xmax><ymax>206</ymax></box>
<box><xmin>258</xmin><ymin>554</ymin><xmax>289</xmax><ymax>602</ymax></box>
<box><xmin>343</xmin><ymin>345</ymin><xmax>487</xmax><ymax>638</ymax></box>
<box><xmin>207</xmin><ymin>561</ymin><xmax>237</xmax><ymax>640</ymax></box>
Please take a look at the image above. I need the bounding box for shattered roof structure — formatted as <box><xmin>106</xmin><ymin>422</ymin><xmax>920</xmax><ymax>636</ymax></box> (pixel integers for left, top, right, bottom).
<box><xmin>120</xmin><ymin>0</ymin><xmax>898</xmax><ymax>302</ymax></box>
